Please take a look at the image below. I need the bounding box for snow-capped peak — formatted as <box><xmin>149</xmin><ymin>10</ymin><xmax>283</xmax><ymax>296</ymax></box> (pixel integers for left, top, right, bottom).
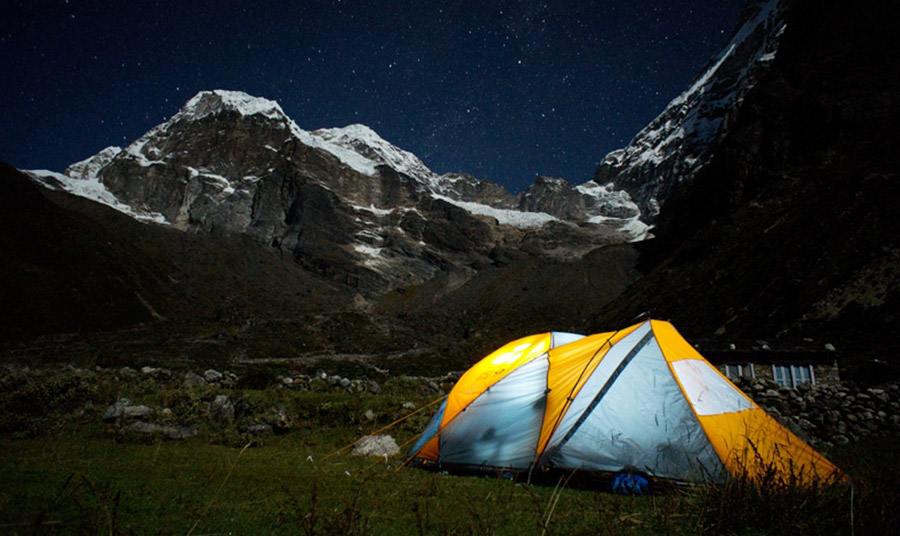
<box><xmin>179</xmin><ymin>90</ymin><xmax>287</xmax><ymax>121</ymax></box>
<box><xmin>308</xmin><ymin>124</ymin><xmax>437</xmax><ymax>184</ymax></box>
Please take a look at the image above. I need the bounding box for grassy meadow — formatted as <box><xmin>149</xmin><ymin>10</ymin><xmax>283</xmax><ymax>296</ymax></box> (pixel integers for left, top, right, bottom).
<box><xmin>0</xmin><ymin>365</ymin><xmax>898</xmax><ymax>535</ymax></box>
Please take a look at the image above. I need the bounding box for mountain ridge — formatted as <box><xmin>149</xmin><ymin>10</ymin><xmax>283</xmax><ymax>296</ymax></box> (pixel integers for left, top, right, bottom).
<box><xmin>595</xmin><ymin>0</ymin><xmax>787</xmax><ymax>226</ymax></box>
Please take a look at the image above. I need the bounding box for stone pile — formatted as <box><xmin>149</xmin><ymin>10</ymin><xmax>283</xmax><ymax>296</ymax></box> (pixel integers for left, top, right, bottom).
<box><xmin>102</xmin><ymin>397</ymin><xmax>198</xmax><ymax>440</ymax></box>
<box><xmin>734</xmin><ymin>379</ymin><xmax>900</xmax><ymax>448</ymax></box>
<box><xmin>277</xmin><ymin>371</ymin><xmax>382</xmax><ymax>394</ymax></box>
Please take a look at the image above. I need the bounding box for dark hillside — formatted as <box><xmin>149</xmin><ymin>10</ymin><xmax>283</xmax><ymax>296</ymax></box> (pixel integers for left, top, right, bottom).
<box><xmin>0</xmin><ymin>163</ymin><xmax>179</xmax><ymax>341</ymax></box>
<box><xmin>597</xmin><ymin>0</ymin><xmax>900</xmax><ymax>360</ymax></box>
<box><xmin>0</xmin><ymin>163</ymin><xmax>350</xmax><ymax>346</ymax></box>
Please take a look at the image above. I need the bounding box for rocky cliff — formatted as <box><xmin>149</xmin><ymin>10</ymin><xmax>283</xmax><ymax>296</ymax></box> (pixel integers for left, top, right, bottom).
<box><xmin>595</xmin><ymin>0</ymin><xmax>788</xmax><ymax>225</ymax></box>
<box><xmin>28</xmin><ymin>90</ymin><xmax>648</xmax><ymax>295</ymax></box>
<box><xmin>595</xmin><ymin>0</ymin><xmax>900</xmax><ymax>363</ymax></box>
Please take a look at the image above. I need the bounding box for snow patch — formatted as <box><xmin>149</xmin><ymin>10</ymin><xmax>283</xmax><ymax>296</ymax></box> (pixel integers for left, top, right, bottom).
<box><xmin>351</xmin><ymin>203</ymin><xmax>395</xmax><ymax>217</ymax></box>
<box><xmin>352</xmin><ymin>243</ymin><xmax>389</xmax><ymax>269</ymax></box>
<box><xmin>26</xmin><ymin>169</ymin><xmax>168</xmax><ymax>225</ymax></box>
<box><xmin>432</xmin><ymin>194</ymin><xmax>558</xmax><ymax>228</ymax></box>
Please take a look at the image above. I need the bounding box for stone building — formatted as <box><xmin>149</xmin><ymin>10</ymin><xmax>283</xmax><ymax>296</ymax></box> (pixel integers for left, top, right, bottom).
<box><xmin>698</xmin><ymin>340</ymin><xmax>841</xmax><ymax>388</ymax></box>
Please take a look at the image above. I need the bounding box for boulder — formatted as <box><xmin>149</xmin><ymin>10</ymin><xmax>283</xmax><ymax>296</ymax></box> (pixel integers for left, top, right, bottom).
<box><xmin>122</xmin><ymin>405</ymin><xmax>154</xmax><ymax>419</ymax></box>
<box><xmin>184</xmin><ymin>371</ymin><xmax>208</xmax><ymax>387</ymax></box>
<box><xmin>209</xmin><ymin>395</ymin><xmax>235</xmax><ymax>423</ymax></box>
<box><xmin>204</xmin><ymin>369</ymin><xmax>224</xmax><ymax>383</ymax></box>
<box><xmin>102</xmin><ymin>398</ymin><xmax>131</xmax><ymax>421</ymax></box>
<box><xmin>245</xmin><ymin>423</ymin><xmax>274</xmax><ymax>436</ymax></box>
<box><xmin>130</xmin><ymin>421</ymin><xmax>198</xmax><ymax>440</ymax></box>
<box><xmin>272</xmin><ymin>406</ymin><xmax>292</xmax><ymax>434</ymax></box>
<box><xmin>351</xmin><ymin>434</ymin><xmax>400</xmax><ymax>457</ymax></box>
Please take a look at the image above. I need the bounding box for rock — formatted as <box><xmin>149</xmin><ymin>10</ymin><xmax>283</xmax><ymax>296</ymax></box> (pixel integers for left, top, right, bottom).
<box><xmin>184</xmin><ymin>371</ymin><xmax>208</xmax><ymax>387</ymax></box>
<box><xmin>103</xmin><ymin>398</ymin><xmax>131</xmax><ymax>421</ymax></box>
<box><xmin>764</xmin><ymin>389</ymin><xmax>779</xmax><ymax>398</ymax></box>
<box><xmin>204</xmin><ymin>369</ymin><xmax>224</xmax><ymax>383</ymax></box>
<box><xmin>209</xmin><ymin>395</ymin><xmax>235</xmax><ymax>423</ymax></box>
<box><xmin>161</xmin><ymin>408</ymin><xmax>173</xmax><ymax>418</ymax></box>
<box><xmin>272</xmin><ymin>406</ymin><xmax>292</xmax><ymax>434</ymax></box>
<box><xmin>834</xmin><ymin>434</ymin><xmax>849</xmax><ymax>445</ymax></box>
<box><xmin>364</xmin><ymin>409</ymin><xmax>376</xmax><ymax>421</ymax></box>
<box><xmin>141</xmin><ymin>367</ymin><xmax>172</xmax><ymax>380</ymax></box>
<box><xmin>130</xmin><ymin>421</ymin><xmax>197</xmax><ymax>440</ymax></box>
<box><xmin>245</xmin><ymin>424</ymin><xmax>273</xmax><ymax>436</ymax></box>
<box><xmin>783</xmin><ymin>418</ymin><xmax>807</xmax><ymax>440</ymax></box>
<box><xmin>119</xmin><ymin>366</ymin><xmax>137</xmax><ymax>376</ymax></box>
<box><xmin>123</xmin><ymin>405</ymin><xmax>153</xmax><ymax>419</ymax></box>
<box><xmin>282</xmin><ymin>376</ymin><xmax>294</xmax><ymax>386</ymax></box>
<box><xmin>339</xmin><ymin>377</ymin><xmax>351</xmax><ymax>388</ymax></box>
<box><xmin>402</xmin><ymin>401</ymin><xmax>416</xmax><ymax>410</ymax></box>
<box><xmin>351</xmin><ymin>434</ymin><xmax>400</xmax><ymax>457</ymax></box>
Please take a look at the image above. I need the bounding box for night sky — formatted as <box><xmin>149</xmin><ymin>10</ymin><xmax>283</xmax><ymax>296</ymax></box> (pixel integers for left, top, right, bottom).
<box><xmin>2</xmin><ymin>0</ymin><xmax>744</xmax><ymax>193</ymax></box>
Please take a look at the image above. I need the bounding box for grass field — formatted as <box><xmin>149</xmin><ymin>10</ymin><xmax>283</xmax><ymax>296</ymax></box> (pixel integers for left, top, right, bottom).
<box><xmin>1</xmin><ymin>366</ymin><xmax>898</xmax><ymax>535</ymax></box>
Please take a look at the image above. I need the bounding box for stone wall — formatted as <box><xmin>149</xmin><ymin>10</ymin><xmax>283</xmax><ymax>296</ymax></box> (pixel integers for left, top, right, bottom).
<box><xmin>732</xmin><ymin>378</ymin><xmax>900</xmax><ymax>448</ymax></box>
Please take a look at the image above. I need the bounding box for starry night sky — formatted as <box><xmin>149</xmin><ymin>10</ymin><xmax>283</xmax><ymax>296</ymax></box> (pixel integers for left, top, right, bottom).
<box><xmin>2</xmin><ymin>0</ymin><xmax>744</xmax><ymax>193</ymax></box>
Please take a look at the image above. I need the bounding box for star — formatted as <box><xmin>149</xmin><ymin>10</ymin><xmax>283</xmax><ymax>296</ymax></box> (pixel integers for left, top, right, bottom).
<box><xmin>1</xmin><ymin>0</ymin><xmax>746</xmax><ymax>193</ymax></box>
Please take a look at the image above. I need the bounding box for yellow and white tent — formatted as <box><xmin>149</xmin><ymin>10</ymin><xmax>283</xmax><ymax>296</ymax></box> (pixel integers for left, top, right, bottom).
<box><xmin>409</xmin><ymin>320</ymin><xmax>841</xmax><ymax>484</ymax></box>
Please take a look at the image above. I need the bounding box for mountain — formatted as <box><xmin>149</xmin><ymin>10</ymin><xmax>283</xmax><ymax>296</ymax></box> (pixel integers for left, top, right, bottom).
<box><xmin>594</xmin><ymin>0</ymin><xmax>900</xmax><ymax>364</ymax></box>
<box><xmin>0</xmin><ymin>161</ymin><xmax>350</xmax><ymax>344</ymax></box>
<box><xmin>595</xmin><ymin>0</ymin><xmax>787</xmax><ymax>226</ymax></box>
<box><xmin>8</xmin><ymin>0</ymin><xmax>897</xmax><ymax>374</ymax></box>
<box><xmin>27</xmin><ymin>90</ymin><xmax>648</xmax><ymax>296</ymax></box>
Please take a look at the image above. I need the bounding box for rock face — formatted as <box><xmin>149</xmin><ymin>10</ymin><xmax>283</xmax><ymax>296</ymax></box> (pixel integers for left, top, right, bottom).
<box><xmin>594</xmin><ymin>0</ymin><xmax>788</xmax><ymax>222</ymax></box>
<box><xmin>595</xmin><ymin>0</ymin><xmax>900</xmax><ymax>353</ymax></box>
<box><xmin>28</xmin><ymin>90</ymin><xmax>648</xmax><ymax>296</ymax></box>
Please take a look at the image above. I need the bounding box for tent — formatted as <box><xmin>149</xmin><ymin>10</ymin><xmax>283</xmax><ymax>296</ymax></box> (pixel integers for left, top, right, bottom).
<box><xmin>408</xmin><ymin>320</ymin><xmax>842</xmax><ymax>484</ymax></box>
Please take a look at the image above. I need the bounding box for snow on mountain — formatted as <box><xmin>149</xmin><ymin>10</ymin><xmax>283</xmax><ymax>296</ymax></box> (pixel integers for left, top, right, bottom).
<box><xmin>308</xmin><ymin>124</ymin><xmax>438</xmax><ymax>186</ymax></box>
<box><xmin>180</xmin><ymin>89</ymin><xmax>287</xmax><ymax>121</ymax></box>
<box><xmin>64</xmin><ymin>146</ymin><xmax>122</xmax><ymax>179</ymax></box>
<box><xmin>28</xmin><ymin>144</ymin><xmax>169</xmax><ymax>223</ymax></box>
<box><xmin>27</xmin><ymin>89</ymin><xmax>643</xmax><ymax>240</ymax></box>
<box><xmin>432</xmin><ymin>194</ymin><xmax>559</xmax><ymax>228</ymax></box>
<box><xmin>26</xmin><ymin>168</ymin><xmax>168</xmax><ymax>224</ymax></box>
<box><xmin>595</xmin><ymin>0</ymin><xmax>788</xmax><ymax>220</ymax></box>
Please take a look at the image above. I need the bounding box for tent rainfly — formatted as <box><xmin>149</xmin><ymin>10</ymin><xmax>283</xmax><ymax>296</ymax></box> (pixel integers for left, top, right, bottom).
<box><xmin>408</xmin><ymin>320</ymin><xmax>842</xmax><ymax>484</ymax></box>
